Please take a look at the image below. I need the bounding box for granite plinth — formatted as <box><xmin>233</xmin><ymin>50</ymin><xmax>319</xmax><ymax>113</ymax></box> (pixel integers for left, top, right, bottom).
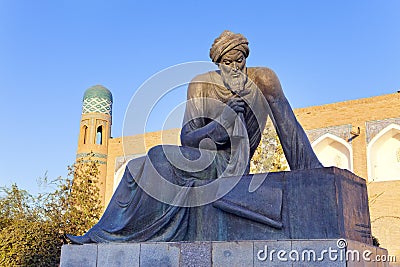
<box><xmin>60</xmin><ymin>240</ymin><xmax>390</xmax><ymax>267</ymax></box>
<box><xmin>61</xmin><ymin>167</ymin><xmax>379</xmax><ymax>266</ymax></box>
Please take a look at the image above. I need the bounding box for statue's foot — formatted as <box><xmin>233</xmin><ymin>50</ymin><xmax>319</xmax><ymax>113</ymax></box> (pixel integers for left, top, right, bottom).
<box><xmin>66</xmin><ymin>234</ymin><xmax>93</xmax><ymax>245</ymax></box>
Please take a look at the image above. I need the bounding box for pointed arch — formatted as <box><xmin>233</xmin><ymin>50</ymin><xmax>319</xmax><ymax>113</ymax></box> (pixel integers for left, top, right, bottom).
<box><xmin>96</xmin><ymin>125</ymin><xmax>103</xmax><ymax>145</ymax></box>
<box><xmin>312</xmin><ymin>133</ymin><xmax>353</xmax><ymax>171</ymax></box>
<box><xmin>81</xmin><ymin>125</ymin><xmax>88</xmax><ymax>144</ymax></box>
<box><xmin>367</xmin><ymin>124</ymin><xmax>400</xmax><ymax>182</ymax></box>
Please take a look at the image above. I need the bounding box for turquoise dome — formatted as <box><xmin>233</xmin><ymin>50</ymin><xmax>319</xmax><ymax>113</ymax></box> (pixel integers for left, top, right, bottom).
<box><xmin>83</xmin><ymin>85</ymin><xmax>113</xmax><ymax>102</ymax></box>
<box><xmin>82</xmin><ymin>85</ymin><xmax>113</xmax><ymax>115</ymax></box>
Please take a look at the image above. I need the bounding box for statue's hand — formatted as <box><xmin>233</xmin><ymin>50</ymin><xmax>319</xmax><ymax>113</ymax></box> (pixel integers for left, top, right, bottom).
<box><xmin>220</xmin><ymin>98</ymin><xmax>245</xmax><ymax>127</ymax></box>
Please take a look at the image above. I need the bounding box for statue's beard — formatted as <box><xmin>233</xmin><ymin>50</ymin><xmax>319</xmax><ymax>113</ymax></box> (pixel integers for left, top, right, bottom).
<box><xmin>220</xmin><ymin>67</ymin><xmax>247</xmax><ymax>95</ymax></box>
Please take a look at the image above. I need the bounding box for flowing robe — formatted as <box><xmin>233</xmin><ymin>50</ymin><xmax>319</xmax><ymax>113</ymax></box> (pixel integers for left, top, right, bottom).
<box><xmin>75</xmin><ymin>67</ymin><xmax>322</xmax><ymax>243</ymax></box>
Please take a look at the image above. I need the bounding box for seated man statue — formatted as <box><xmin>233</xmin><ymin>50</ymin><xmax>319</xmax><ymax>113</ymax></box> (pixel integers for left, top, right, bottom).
<box><xmin>67</xmin><ymin>30</ymin><xmax>322</xmax><ymax>244</ymax></box>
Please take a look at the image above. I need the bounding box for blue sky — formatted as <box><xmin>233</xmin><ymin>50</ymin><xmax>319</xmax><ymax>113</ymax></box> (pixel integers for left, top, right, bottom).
<box><xmin>0</xmin><ymin>1</ymin><xmax>399</xmax><ymax>194</ymax></box>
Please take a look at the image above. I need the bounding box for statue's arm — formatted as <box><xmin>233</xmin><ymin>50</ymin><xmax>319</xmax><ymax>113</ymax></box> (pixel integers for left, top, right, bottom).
<box><xmin>254</xmin><ymin>67</ymin><xmax>322</xmax><ymax>169</ymax></box>
<box><xmin>181</xmin><ymin>121</ymin><xmax>229</xmax><ymax>148</ymax></box>
<box><xmin>180</xmin><ymin>81</ymin><xmax>229</xmax><ymax>148</ymax></box>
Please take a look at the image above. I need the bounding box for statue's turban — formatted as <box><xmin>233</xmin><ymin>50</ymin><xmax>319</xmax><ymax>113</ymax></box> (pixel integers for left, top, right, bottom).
<box><xmin>209</xmin><ymin>30</ymin><xmax>249</xmax><ymax>63</ymax></box>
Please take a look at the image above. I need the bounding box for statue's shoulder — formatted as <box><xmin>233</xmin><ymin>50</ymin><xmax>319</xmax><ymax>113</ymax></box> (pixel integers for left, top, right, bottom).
<box><xmin>247</xmin><ymin>67</ymin><xmax>279</xmax><ymax>83</ymax></box>
<box><xmin>187</xmin><ymin>71</ymin><xmax>216</xmax><ymax>98</ymax></box>
<box><xmin>247</xmin><ymin>67</ymin><xmax>283</xmax><ymax>99</ymax></box>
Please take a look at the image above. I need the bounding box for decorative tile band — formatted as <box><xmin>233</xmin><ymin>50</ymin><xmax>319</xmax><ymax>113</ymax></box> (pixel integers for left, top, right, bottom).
<box><xmin>76</xmin><ymin>152</ymin><xmax>108</xmax><ymax>159</ymax></box>
<box><xmin>305</xmin><ymin>124</ymin><xmax>352</xmax><ymax>144</ymax></box>
<box><xmin>82</xmin><ymin>97</ymin><xmax>112</xmax><ymax>115</ymax></box>
<box><xmin>366</xmin><ymin>117</ymin><xmax>400</xmax><ymax>143</ymax></box>
<box><xmin>79</xmin><ymin>159</ymin><xmax>107</xmax><ymax>165</ymax></box>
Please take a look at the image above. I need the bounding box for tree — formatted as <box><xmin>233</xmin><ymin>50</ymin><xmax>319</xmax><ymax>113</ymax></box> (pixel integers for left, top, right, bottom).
<box><xmin>250</xmin><ymin>119</ymin><xmax>289</xmax><ymax>173</ymax></box>
<box><xmin>55</xmin><ymin>155</ymin><xmax>103</xmax><ymax>237</ymax></box>
<box><xmin>0</xmin><ymin>154</ymin><xmax>102</xmax><ymax>266</ymax></box>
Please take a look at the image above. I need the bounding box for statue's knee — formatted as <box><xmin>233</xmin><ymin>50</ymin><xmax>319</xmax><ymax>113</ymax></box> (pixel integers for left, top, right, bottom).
<box><xmin>125</xmin><ymin>155</ymin><xmax>147</xmax><ymax>177</ymax></box>
<box><xmin>147</xmin><ymin>145</ymin><xmax>164</xmax><ymax>158</ymax></box>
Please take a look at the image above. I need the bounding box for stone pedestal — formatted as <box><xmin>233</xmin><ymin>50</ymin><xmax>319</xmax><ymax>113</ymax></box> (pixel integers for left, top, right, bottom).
<box><xmin>60</xmin><ymin>239</ymin><xmax>389</xmax><ymax>266</ymax></box>
<box><xmin>61</xmin><ymin>167</ymin><xmax>382</xmax><ymax>266</ymax></box>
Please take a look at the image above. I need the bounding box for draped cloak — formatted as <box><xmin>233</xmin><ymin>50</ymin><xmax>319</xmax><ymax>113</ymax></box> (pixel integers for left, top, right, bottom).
<box><xmin>75</xmin><ymin>68</ymin><xmax>322</xmax><ymax>243</ymax></box>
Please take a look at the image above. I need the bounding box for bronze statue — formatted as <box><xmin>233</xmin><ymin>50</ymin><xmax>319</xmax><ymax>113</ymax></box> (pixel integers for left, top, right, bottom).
<box><xmin>67</xmin><ymin>30</ymin><xmax>322</xmax><ymax>244</ymax></box>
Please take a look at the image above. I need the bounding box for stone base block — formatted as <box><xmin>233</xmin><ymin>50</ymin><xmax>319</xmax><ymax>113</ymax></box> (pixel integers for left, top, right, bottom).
<box><xmin>60</xmin><ymin>239</ymin><xmax>392</xmax><ymax>267</ymax></box>
<box><xmin>189</xmin><ymin>167</ymin><xmax>372</xmax><ymax>244</ymax></box>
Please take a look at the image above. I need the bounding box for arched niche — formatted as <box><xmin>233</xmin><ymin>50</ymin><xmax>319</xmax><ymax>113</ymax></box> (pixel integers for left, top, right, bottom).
<box><xmin>96</xmin><ymin>125</ymin><xmax>103</xmax><ymax>145</ymax></box>
<box><xmin>312</xmin><ymin>133</ymin><xmax>353</xmax><ymax>171</ymax></box>
<box><xmin>367</xmin><ymin>124</ymin><xmax>400</xmax><ymax>182</ymax></box>
<box><xmin>81</xmin><ymin>125</ymin><xmax>88</xmax><ymax>144</ymax></box>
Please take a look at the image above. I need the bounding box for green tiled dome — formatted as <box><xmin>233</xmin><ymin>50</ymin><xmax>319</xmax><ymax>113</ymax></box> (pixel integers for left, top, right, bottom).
<box><xmin>83</xmin><ymin>85</ymin><xmax>113</xmax><ymax>102</ymax></box>
<box><xmin>82</xmin><ymin>85</ymin><xmax>113</xmax><ymax>115</ymax></box>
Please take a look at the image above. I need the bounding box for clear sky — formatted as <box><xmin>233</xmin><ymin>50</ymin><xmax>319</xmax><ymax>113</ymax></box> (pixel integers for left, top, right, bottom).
<box><xmin>1</xmin><ymin>0</ymin><xmax>399</xmax><ymax>194</ymax></box>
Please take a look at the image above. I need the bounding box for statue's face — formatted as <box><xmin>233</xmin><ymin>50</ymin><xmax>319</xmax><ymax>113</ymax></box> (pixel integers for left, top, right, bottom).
<box><xmin>219</xmin><ymin>49</ymin><xmax>247</xmax><ymax>94</ymax></box>
<box><xmin>220</xmin><ymin>49</ymin><xmax>246</xmax><ymax>72</ymax></box>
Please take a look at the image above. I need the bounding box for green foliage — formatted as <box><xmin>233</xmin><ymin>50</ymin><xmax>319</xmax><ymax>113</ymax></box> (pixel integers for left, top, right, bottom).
<box><xmin>250</xmin><ymin>119</ymin><xmax>289</xmax><ymax>173</ymax></box>
<box><xmin>0</xmin><ymin>154</ymin><xmax>102</xmax><ymax>266</ymax></box>
<box><xmin>55</xmin><ymin>156</ymin><xmax>103</xmax><ymax>236</ymax></box>
<box><xmin>0</xmin><ymin>219</ymin><xmax>59</xmax><ymax>266</ymax></box>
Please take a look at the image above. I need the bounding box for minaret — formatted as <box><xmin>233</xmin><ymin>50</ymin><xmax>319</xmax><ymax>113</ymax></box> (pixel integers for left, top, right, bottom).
<box><xmin>76</xmin><ymin>85</ymin><xmax>112</xmax><ymax>205</ymax></box>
